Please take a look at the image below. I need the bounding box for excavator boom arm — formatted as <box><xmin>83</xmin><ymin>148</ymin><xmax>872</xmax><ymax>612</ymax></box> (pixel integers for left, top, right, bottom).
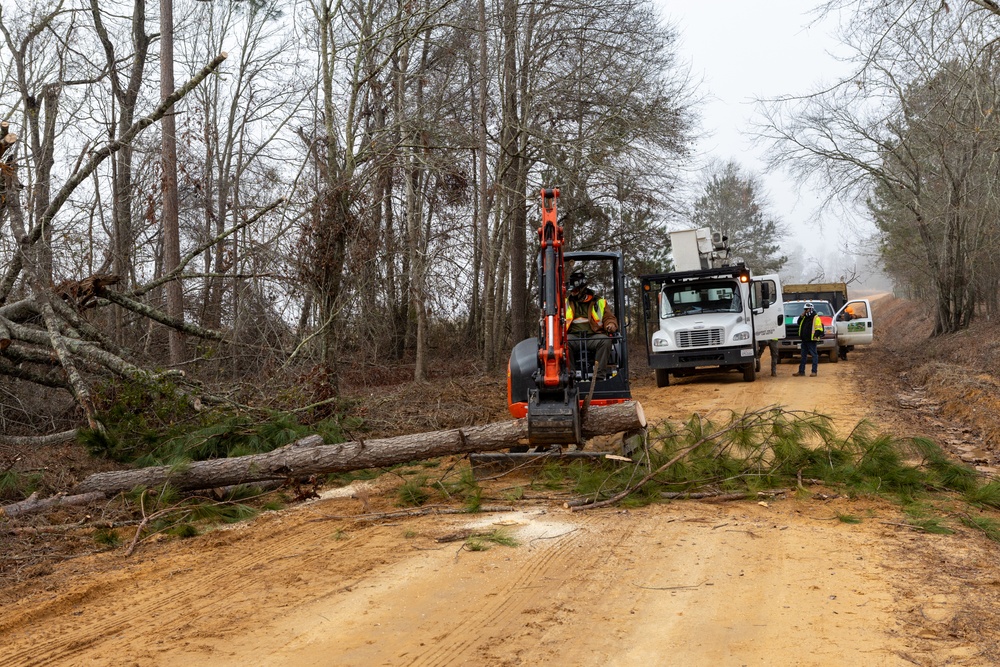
<box><xmin>538</xmin><ymin>188</ymin><xmax>567</xmax><ymax>388</ymax></box>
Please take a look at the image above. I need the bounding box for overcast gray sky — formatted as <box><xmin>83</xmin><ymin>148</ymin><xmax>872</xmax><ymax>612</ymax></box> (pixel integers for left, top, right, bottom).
<box><xmin>656</xmin><ymin>1</ymin><xmax>869</xmax><ymax>274</ymax></box>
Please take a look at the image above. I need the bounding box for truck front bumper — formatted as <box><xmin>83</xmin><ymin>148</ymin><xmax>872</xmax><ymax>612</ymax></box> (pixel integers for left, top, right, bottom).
<box><xmin>648</xmin><ymin>345</ymin><xmax>756</xmax><ymax>370</ymax></box>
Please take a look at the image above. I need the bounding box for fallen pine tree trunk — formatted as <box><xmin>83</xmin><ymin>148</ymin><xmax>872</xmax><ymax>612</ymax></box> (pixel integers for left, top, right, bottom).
<box><xmin>73</xmin><ymin>401</ymin><xmax>646</xmax><ymax>497</ymax></box>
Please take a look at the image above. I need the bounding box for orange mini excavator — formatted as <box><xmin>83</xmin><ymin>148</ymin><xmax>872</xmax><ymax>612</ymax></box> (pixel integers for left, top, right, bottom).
<box><xmin>506</xmin><ymin>188</ymin><xmax>632</xmax><ymax>448</ymax></box>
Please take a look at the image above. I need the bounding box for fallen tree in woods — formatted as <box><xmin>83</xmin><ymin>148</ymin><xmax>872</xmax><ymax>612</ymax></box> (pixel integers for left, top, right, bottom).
<box><xmin>0</xmin><ymin>51</ymin><xmax>279</xmax><ymax>443</ymax></box>
<box><xmin>71</xmin><ymin>401</ymin><xmax>646</xmax><ymax>497</ymax></box>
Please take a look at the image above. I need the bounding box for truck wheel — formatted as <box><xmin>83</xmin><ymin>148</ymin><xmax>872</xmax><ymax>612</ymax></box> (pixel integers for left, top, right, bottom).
<box><xmin>829</xmin><ymin>349</ymin><xmax>839</xmax><ymax>364</ymax></box>
<box><xmin>655</xmin><ymin>369</ymin><xmax>670</xmax><ymax>388</ymax></box>
<box><xmin>743</xmin><ymin>362</ymin><xmax>756</xmax><ymax>382</ymax></box>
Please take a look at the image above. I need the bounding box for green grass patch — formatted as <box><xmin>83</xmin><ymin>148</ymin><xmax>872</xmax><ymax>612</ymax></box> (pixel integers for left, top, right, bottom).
<box><xmin>502</xmin><ymin>486</ymin><xmax>525</xmax><ymax>502</ymax></box>
<box><xmin>167</xmin><ymin>524</ymin><xmax>199</xmax><ymax>539</ymax></box>
<box><xmin>397</xmin><ymin>476</ymin><xmax>431</xmax><ymax>507</ymax></box>
<box><xmin>465</xmin><ymin>529</ymin><xmax>518</xmax><ymax>551</ymax></box>
<box><xmin>0</xmin><ymin>470</ymin><xmax>42</xmax><ymax>502</ymax></box>
<box><xmin>93</xmin><ymin>527</ymin><xmax>121</xmax><ymax>547</ymax></box>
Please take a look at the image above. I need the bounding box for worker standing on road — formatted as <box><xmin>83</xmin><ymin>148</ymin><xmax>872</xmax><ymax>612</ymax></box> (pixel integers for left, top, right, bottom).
<box><xmin>769</xmin><ymin>337</ymin><xmax>779</xmax><ymax>377</ymax></box>
<box><xmin>565</xmin><ymin>271</ymin><xmax>618</xmax><ymax>379</ymax></box>
<box><xmin>793</xmin><ymin>302</ymin><xmax>824</xmax><ymax>377</ymax></box>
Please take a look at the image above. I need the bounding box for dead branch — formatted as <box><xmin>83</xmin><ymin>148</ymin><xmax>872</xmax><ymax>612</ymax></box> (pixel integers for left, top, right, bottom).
<box><xmin>129</xmin><ymin>197</ymin><xmax>286</xmax><ymax>298</ymax></box>
<box><xmin>0</xmin><ymin>491</ymin><xmax>106</xmax><ymax>519</ymax></box>
<box><xmin>0</xmin><ymin>429</ymin><xmax>77</xmax><ymax>447</ymax></box>
<box><xmin>0</xmin><ymin>53</ymin><xmax>229</xmax><ymax>304</ymax></box>
<box><xmin>101</xmin><ymin>290</ymin><xmax>226</xmax><ymax>341</ymax></box>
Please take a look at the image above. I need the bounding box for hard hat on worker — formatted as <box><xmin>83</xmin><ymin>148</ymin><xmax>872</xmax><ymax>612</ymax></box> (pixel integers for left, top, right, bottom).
<box><xmin>804</xmin><ymin>302</ymin><xmax>814</xmax><ymax>309</ymax></box>
<box><xmin>568</xmin><ymin>271</ymin><xmax>587</xmax><ymax>293</ymax></box>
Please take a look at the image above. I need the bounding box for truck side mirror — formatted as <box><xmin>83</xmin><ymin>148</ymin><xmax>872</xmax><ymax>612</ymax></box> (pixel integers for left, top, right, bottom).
<box><xmin>759</xmin><ymin>282</ymin><xmax>773</xmax><ymax>308</ymax></box>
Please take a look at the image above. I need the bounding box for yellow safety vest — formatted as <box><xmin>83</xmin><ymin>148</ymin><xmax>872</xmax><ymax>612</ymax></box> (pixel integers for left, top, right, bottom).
<box><xmin>798</xmin><ymin>314</ymin><xmax>824</xmax><ymax>340</ymax></box>
<box><xmin>566</xmin><ymin>298</ymin><xmax>605</xmax><ymax>333</ymax></box>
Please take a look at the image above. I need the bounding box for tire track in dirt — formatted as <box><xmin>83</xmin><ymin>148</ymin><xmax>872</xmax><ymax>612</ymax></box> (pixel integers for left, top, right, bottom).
<box><xmin>237</xmin><ymin>509</ymin><xmax>632</xmax><ymax>667</ymax></box>
<box><xmin>406</xmin><ymin>512</ymin><xmax>606</xmax><ymax>667</ymax></box>
<box><xmin>1</xmin><ymin>509</ymin><xmax>410</xmax><ymax>666</ymax></box>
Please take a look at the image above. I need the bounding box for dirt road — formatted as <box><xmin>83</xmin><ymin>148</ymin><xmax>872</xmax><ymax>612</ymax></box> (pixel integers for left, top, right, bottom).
<box><xmin>1</xmin><ymin>350</ymin><xmax>996</xmax><ymax>666</ymax></box>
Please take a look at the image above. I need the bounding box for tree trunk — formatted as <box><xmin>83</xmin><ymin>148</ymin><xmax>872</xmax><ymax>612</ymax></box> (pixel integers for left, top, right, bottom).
<box><xmin>75</xmin><ymin>402</ymin><xmax>646</xmax><ymax>496</ymax></box>
<box><xmin>161</xmin><ymin>0</ymin><xmax>185</xmax><ymax>365</ymax></box>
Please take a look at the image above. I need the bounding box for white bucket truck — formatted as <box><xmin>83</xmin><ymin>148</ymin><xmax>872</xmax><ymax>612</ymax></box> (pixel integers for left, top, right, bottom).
<box><xmin>639</xmin><ymin>228</ymin><xmax>785</xmax><ymax>387</ymax></box>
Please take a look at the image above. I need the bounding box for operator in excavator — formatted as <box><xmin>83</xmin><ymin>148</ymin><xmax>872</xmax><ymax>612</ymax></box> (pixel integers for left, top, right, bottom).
<box><xmin>565</xmin><ymin>270</ymin><xmax>619</xmax><ymax>380</ymax></box>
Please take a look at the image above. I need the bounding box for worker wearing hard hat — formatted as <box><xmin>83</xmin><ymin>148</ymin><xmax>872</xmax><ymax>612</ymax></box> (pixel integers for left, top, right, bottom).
<box><xmin>793</xmin><ymin>302</ymin><xmax>824</xmax><ymax>377</ymax></box>
<box><xmin>565</xmin><ymin>270</ymin><xmax>619</xmax><ymax>380</ymax></box>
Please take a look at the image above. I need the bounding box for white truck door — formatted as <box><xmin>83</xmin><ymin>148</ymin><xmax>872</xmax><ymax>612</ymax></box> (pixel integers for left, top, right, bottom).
<box><xmin>752</xmin><ymin>274</ymin><xmax>785</xmax><ymax>343</ymax></box>
<box><xmin>835</xmin><ymin>299</ymin><xmax>873</xmax><ymax>345</ymax></box>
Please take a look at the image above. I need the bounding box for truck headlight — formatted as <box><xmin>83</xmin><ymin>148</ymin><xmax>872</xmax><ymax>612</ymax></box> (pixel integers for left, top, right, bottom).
<box><xmin>732</xmin><ymin>331</ymin><xmax>750</xmax><ymax>342</ymax></box>
<box><xmin>652</xmin><ymin>335</ymin><xmax>670</xmax><ymax>348</ymax></box>
<box><xmin>825</xmin><ymin>325</ymin><xmax>834</xmax><ymax>335</ymax></box>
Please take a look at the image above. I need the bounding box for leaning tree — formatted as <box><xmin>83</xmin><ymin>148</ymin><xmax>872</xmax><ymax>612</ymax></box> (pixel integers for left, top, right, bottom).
<box><xmin>0</xmin><ymin>5</ymin><xmax>244</xmax><ymax>442</ymax></box>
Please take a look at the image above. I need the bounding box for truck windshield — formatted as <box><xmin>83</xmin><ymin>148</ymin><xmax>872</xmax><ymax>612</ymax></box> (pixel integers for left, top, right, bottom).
<box><xmin>784</xmin><ymin>302</ymin><xmax>834</xmax><ymax>318</ymax></box>
<box><xmin>660</xmin><ymin>280</ymin><xmax>741</xmax><ymax>317</ymax></box>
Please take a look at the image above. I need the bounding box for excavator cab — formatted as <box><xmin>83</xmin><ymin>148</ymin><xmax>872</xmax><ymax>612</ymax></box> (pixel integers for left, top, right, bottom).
<box><xmin>507</xmin><ymin>190</ymin><xmax>632</xmax><ymax>445</ymax></box>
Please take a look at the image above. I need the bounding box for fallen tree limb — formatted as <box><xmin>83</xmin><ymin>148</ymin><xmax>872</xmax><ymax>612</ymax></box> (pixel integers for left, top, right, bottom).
<box><xmin>74</xmin><ymin>401</ymin><xmax>646</xmax><ymax>497</ymax></box>
<box><xmin>0</xmin><ymin>491</ymin><xmax>106</xmax><ymax>519</ymax></box>
<box><xmin>0</xmin><ymin>429</ymin><xmax>78</xmax><ymax>447</ymax></box>
<box><xmin>660</xmin><ymin>488</ymin><xmax>791</xmax><ymax>501</ymax></box>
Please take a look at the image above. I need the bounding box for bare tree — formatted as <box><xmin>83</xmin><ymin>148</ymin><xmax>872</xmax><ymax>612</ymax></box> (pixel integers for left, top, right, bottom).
<box><xmin>161</xmin><ymin>0</ymin><xmax>186</xmax><ymax>364</ymax></box>
<box><xmin>762</xmin><ymin>2</ymin><xmax>1000</xmax><ymax>333</ymax></box>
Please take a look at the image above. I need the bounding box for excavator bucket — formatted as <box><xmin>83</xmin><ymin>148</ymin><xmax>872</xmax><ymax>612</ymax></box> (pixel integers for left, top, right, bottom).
<box><xmin>527</xmin><ymin>386</ymin><xmax>582</xmax><ymax>446</ymax></box>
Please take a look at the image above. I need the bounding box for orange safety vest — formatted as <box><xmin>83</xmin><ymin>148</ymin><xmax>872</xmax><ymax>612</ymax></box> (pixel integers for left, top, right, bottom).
<box><xmin>565</xmin><ymin>297</ymin><xmax>606</xmax><ymax>333</ymax></box>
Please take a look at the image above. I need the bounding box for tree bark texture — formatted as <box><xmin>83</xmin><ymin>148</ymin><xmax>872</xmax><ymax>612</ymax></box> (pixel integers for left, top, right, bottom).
<box><xmin>75</xmin><ymin>401</ymin><xmax>646</xmax><ymax>496</ymax></box>
<box><xmin>160</xmin><ymin>0</ymin><xmax>185</xmax><ymax>364</ymax></box>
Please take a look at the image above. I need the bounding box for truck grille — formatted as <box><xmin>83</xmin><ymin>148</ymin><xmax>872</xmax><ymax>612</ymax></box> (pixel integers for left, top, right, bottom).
<box><xmin>677</xmin><ymin>328</ymin><xmax>724</xmax><ymax>348</ymax></box>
